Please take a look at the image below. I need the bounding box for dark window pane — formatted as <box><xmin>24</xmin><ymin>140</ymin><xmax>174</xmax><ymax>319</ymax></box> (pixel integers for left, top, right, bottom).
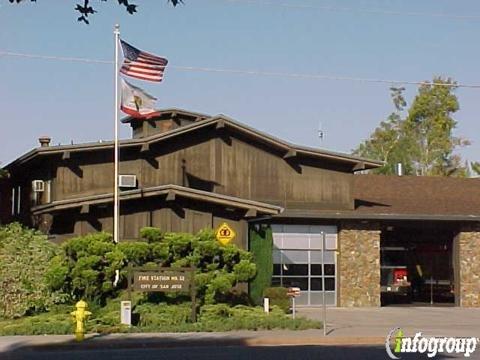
<box><xmin>381</xmin><ymin>249</ymin><xmax>407</xmax><ymax>266</ymax></box>
<box><xmin>283</xmin><ymin>264</ymin><xmax>308</xmax><ymax>276</ymax></box>
<box><xmin>282</xmin><ymin>277</ymin><xmax>308</xmax><ymax>291</ymax></box>
<box><xmin>271</xmin><ymin>277</ymin><xmax>281</xmax><ymax>287</ymax></box>
<box><xmin>311</xmin><ymin>278</ymin><xmax>323</xmax><ymax>290</ymax></box>
<box><xmin>312</xmin><ymin>264</ymin><xmax>335</xmax><ymax>275</ymax></box>
<box><xmin>325</xmin><ymin>277</ymin><xmax>335</xmax><ymax>291</ymax></box>
<box><xmin>325</xmin><ymin>264</ymin><xmax>335</xmax><ymax>276</ymax></box>
<box><xmin>311</xmin><ymin>264</ymin><xmax>322</xmax><ymax>275</ymax></box>
<box><xmin>273</xmin><ymin>264</ymin><xmax>281</xmax><ymax>276</ymax></box>
<box><xmin>311</xmin><ymin>277</ymin><xmax>336</xmax><ymax>291</ymax></box>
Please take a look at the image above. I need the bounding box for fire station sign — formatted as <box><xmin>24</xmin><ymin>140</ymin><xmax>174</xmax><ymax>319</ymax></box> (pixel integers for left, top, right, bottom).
<box><xmin>132</xmin><ymin>269</ymin><xmax>192</xmax><ymax>292</ymax></box>
<box><xmin>216</xmin><ymin>222</ymin><xmax>236</xmax><ymax>245</ymax></box>
<box><xmin>127</xmin><ymin>266</ymin><xmax>197</xmax><ymax>322</ymax></box>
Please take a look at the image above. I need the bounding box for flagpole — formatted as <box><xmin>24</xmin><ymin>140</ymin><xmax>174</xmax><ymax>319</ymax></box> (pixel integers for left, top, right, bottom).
<box><xmin>113</xmin><ymin>24</ymin><xmax>120</xmax><ymax>244</ymax></box>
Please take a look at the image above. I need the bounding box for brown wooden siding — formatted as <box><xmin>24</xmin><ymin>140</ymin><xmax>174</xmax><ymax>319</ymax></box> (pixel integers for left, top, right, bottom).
<box><xmin>216</xmin><ymin>135</ymin><xmax>353</xmax><ymax>211</ymax></box>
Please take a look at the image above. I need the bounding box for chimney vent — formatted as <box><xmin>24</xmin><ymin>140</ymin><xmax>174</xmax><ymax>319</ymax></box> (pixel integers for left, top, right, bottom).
<box><xmin>38</xmin><ymin>136</ymin><xmax>51</xmax><ymax>147</ymax></box>
<box><xmin>396</xmin><ymin>163</ymin><xmax>403</xmax><ymax>176</ymax></box>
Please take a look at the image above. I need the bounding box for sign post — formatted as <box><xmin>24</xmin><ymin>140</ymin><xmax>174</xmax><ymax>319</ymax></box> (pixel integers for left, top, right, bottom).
<box><xmin>287</xmin><ymin>287</ymin><xmax>301</xmax><ymax>319</ymax></box>
<box><xmin>321</xmin><ymin>231</ymin><xmax>327</xmax><ymax>336</ymax></box>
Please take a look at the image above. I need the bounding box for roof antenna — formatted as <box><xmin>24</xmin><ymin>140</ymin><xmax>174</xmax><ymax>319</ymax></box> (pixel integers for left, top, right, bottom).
<box><xmin>318</xmin><ymin>120</ymin><xmax>325</xmax><ymax>144</ymax></box>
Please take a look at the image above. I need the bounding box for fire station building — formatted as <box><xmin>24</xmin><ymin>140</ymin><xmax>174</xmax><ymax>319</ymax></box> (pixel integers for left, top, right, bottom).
<box><xmin>1</xmin><ymin>108</ymin><xmax>480</xmax><ymax>307</ymax></box>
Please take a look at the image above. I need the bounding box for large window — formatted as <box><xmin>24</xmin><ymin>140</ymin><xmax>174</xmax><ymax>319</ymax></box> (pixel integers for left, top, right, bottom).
<box><xmin>272</xmin><ymin>225</ymin><xmax>337</xmax><ymax>306</ymax></box>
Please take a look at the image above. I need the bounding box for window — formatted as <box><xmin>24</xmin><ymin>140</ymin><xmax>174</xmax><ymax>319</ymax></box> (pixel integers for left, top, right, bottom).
<box><xmin>271</xmin><ymin>224</ymin><xmax>337</xmax><ymax>306</ymax></box>
<box><xmin>11</xmin><ymin>187</ymin><xmax>15</xmax><ymax>216</ymax></box>
<box><xmin>16</xmin><ymin>186</ymin><xmax>21</xmax><ymax>214</ymax></box>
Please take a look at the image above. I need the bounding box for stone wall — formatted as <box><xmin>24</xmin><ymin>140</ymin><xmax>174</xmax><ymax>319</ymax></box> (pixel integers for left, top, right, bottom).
<box><xmin>457</xmin><ymin>226</ymin><xmax>480</xmax><ymax>307</ymax></box>
<box><xmin>338</xmin><ymin>223</ymin><xmax>381</xmax><ymax>307</ymax></box>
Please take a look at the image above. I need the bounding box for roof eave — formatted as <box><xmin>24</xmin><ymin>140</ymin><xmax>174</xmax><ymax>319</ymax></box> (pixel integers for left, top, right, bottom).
<box><xmin>274</xmin><ymin>211</ymin><xmax>480</xmax><ymax>222</ymax></box>
<box><xmin>31</xmin><ymin>184</ymin><xmax>283</xmax><ymax>217</ymax></box>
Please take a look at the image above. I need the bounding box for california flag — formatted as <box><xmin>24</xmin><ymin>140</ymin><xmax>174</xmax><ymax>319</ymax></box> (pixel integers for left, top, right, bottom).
<box><xmin>120</xmin><ymin>78</ymin><xmax>160</xmax><ymax>118</ymax></box>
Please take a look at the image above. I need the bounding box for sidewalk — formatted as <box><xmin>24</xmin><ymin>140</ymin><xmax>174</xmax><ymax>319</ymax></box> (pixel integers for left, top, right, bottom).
<box><xmin>1</xmin><ymin>306</ymin><xmax>479</xmax><ymax>353</ymax></box>
<box><xmin>298</xmin><ymin>306</ymin><xmax>480</xmax><ymax>338</ymax></box>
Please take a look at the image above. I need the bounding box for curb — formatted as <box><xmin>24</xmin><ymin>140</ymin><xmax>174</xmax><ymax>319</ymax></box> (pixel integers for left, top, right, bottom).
<box><xmin>2</xmin><ymin>335</ymin><xmax>387</xmax><ymax>352</ymax></box>
<box><xmin>244</xmin><ymin>336</ymin><xmax>386</xmax><ymax>346</ymax></box>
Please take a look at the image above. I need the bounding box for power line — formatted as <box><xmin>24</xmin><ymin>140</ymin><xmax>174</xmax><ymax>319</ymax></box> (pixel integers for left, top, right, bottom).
<box><xmin>217</xmin><ymin>0</ymin><xmax>480</xmax><ymax>21</ymax></box>
<box><xmin>2</xmin><ymin>50</ymin><xmax>480</xmax><ymax>89</ymax></box>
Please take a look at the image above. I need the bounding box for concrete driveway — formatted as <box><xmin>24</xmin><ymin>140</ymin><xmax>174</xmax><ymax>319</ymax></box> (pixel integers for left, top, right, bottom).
<box><xmin>298</xmin><ymin>306</ymin><xmax>480</xmax><ymax>338</ymax></box>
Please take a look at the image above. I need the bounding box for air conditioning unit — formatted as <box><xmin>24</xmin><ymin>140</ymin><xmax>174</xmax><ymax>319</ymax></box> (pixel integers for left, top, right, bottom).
<box><xmin>119</xmin><ymin>175</ymin><xmax>137</xmax><ymax>188</ymax></box>
<box><xmin>32</xmin><ymin>180</ymin><xmax>45</xmax><ymax>192</ymax></box>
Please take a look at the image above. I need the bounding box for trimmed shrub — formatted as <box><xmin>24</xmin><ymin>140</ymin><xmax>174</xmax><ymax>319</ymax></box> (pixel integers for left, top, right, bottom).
<box><xmin>263</xmin><ymin>287</ymin><xmax>290</xmax><ymax>313</ymax></box>
<box><xmin>47</xmin><ymin>228</ymin><xmax>257</xmax><ymax>306</ymax></box>
<box><xmin>0</xmin><ymin>223</ymin><xmax>60</xmax><ymax>319</ymax></box>
<box><xmin>0</xmin><ymin>299</ymin><xmax>321</xmax><ymax>335</ymax></box>
<box><xmin>0</xmin><ymin>312</ymin><xmax>74</xmax><ymax>335</ymax></box>
<box><xmin>140</xmin><ymin>227</ymin><xmax>164</xmax><ymax>243</ymax></box>
<box><xmin>135</xmin><ymin>303</ymin><xmax>192</xmax><ymax>327</ymax></box>
<box><xmin>46</xmin><ymin>232</ymin><xmax>126</xmax><ymax>304</ymax></box>
<box><xmin>249</xmin><ymin>225</ymin><xmax>273</xmax><ymax>304</ymax></box>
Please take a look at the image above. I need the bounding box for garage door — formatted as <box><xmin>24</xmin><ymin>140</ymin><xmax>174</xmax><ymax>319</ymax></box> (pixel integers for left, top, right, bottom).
<box><xmin>272</xmin><ymin>224</ymin><xmax>337</xmax><ymax>306</ymax></box>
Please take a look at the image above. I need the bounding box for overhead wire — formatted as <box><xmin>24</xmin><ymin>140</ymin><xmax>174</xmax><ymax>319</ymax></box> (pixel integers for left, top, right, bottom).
<box><xmin>216</xmin><ymin>0</ymin><xmax>480</xmax><ymax>21</ymax></box>
<box><xmin>1</xmin><ymin>50</ymin><xmax>480</xmax><ymax>89</ymax></box>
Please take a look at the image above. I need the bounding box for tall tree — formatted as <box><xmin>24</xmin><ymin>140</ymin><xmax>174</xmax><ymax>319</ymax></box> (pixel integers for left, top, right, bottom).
<box><xmin>353</xmin><ymin>87</ymin><xmax>414</xmax><ymax>175</ymax></box>
<box><xmin>354</xmin><ymin>77</ymin><xmax>472</xmax><ymax>176</ymax></box>
<box><xmin>404</xmin><ymin>78</ymin><xmax>469</xmax><ymax>176</ymax></box>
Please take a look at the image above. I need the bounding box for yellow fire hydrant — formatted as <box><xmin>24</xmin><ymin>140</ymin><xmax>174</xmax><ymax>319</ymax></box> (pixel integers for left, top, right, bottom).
<box><xmin>70</xmin><ymin>300</ymin><xmax>92</xmax><ymax>342</ymax></box>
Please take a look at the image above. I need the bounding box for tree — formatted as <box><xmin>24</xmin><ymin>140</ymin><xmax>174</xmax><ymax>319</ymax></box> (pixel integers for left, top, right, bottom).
<box><xmin>354</xmin><ymin>77</ymin><xmax>473</xmax><ymax>176</ymax></box>
<box><xmin>9</xmin><ymin>0</ymin><xmax>183</xmax><ymax>24</ymax></box>
<box><xmin>353</xmin><ymin>87</ymin><xmax>415</xmax><ymax>175</ymax></box>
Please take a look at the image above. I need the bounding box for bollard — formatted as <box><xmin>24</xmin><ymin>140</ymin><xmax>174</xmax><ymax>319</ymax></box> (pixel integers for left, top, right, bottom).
<box><xmin>121</xmin><ymin>301</ymin><xmax>132</xmax><ymax>325</ymax></box>
<box><xmin>70</xmin><ymin>300</ymin><xmax>92</xmax><ymax>342</ymax></box>
<box><xmin>263</xmin><ymin>298</ymin><xmax>270</xmax><ymax>313</ymax></box>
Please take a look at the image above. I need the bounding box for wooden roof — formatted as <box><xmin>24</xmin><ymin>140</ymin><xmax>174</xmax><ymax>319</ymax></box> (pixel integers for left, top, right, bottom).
<box><xmin>277</xmin><ymin>174</ymin><xmax>480</xmax><ymax>221</ymax></box>
<box><xmin>31</xmin><ymin>184</ymin><xmax>283</xmax><ymax>216</ymax></box>
<box><xmin>5</xmin><ymin>109</ymin><xmax>383</xmax><ymax>171</ymax></box>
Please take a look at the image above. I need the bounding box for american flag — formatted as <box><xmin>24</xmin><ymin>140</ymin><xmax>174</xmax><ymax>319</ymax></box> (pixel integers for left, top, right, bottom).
<box><xmin>120</xmin><ymin>40</ymin><xmax>168</xmax><ymax>82</ymax></box>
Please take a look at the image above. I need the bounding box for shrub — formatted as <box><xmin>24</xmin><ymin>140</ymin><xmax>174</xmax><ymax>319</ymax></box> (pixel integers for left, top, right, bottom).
<box><xmin>0</xmin><ymin>223</ymin><xmax>60</xmax><ymax>319</ymax></box>
<box><xmin>263</xmin><ymin>287</ymin><xmax>290</xmax><ymax>313</ymax></box>
<box><xmin>117</xmin><ymin>241</ymin><xmax>151</xmax><ymax>265</ymax></box>
<box><xmin>139</xmin><ymin>227</ymin><xmax>164</xmax><ymax>243</ymax></box>
<box><xmin>0</xmin><ymin>299</ymin><xmax>321</xmax><ymax>335</ymax></box>
<box><xmin>198</xmin><ymin>304</ymin><xmax>320</xmax><ymax>331</ymax></box>
<box><xmin>249</xmin><ymin>225</ymin><xmax>273</xmax><ymax>304</ymax></box>
<box><xmin>135</xmin><ymin>303</ymin><xmax>192</xmax><ymax>327</ymax></box>
<box><xmin>46</xmin><ymin>232</ymin><xmax>127</xmax><ymax>304</ymax></box>
<box><xmin>48</xmin><ymin>228</ymin><xmax>257</xmax><ymax>306</ymax></box>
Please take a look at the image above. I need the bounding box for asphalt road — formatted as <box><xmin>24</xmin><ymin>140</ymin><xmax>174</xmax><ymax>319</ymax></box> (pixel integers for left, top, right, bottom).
<box><xmin>3</xmin><ymin>345</ymin><xmax>472</xmax><ymax>360</ymax></box>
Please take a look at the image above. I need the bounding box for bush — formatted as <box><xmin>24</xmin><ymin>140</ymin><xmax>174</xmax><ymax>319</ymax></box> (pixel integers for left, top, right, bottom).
<box><xmin>135</xmin><ymin>303</ymin><xmax>192</xmax><ymax>327</ymax></box>
<box><xmin>0</xmin><ymin>299</ymin><xmax>321</xmax><ymax>335</ymax></box>
<box><xmin>263</xmin><ymin>287</ymin><xmax>290</xmax><ymax>313</ymax></box>
<box><xmin>47</xmin><ymin>228</ymin><xmax>257</xmax><ymax>306</ymax></box>
<box><xmin>197</xmin><ymin>304</ymin><xmax>320</xmax><ymax>331</ymax></box>
<box><xmin>249</xmin><ymin>225</ymin><xmax>273</xmax><ymax>304</ymax></box>
<box><xmin>0</xmin><ymin>223</ymin><xmax>60</xmax><ymax>319</ymax></box>
<box><xmin>46</xmin><ymin>232</ymin><xmax>126</xmax><ymax>304</ymax></box>
<box><xmin>139</xmin><ymin>227</ymin><xmax>164</xmax><ymax>243</ymax></box>
<box><xmin>0</xmin><ymin>311</ymin><xmax>73</xmax><ymax>335</ymax></box>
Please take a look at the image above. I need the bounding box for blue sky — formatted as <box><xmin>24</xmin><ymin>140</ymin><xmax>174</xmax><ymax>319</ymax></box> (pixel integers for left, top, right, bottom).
<box><xmin>1</xmin><ymin>0</ymin><xmax>480</xmax><ymax>165</ymax></box>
